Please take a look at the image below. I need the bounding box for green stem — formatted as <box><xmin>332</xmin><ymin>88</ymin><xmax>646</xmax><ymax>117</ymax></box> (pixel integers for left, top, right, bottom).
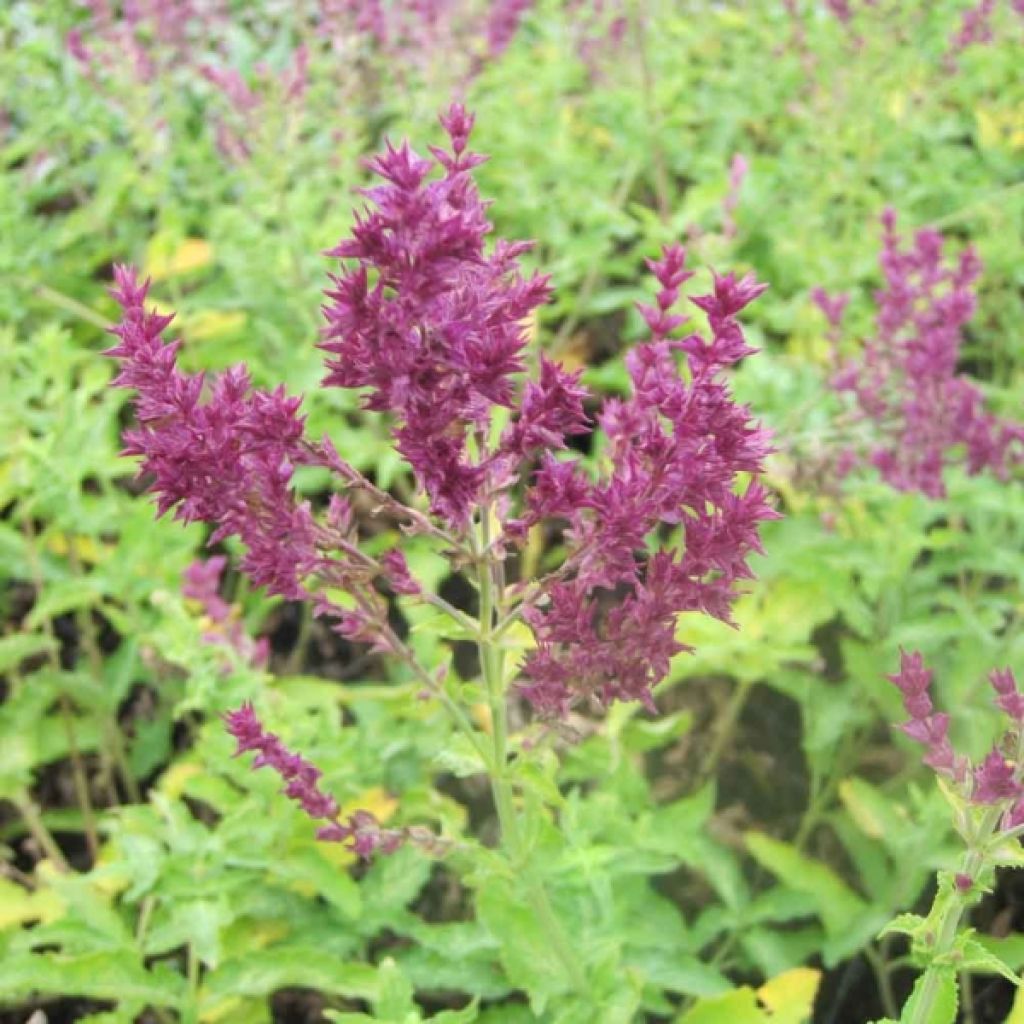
<box><xmin>907</xmin><ymin>804</ymin><xmax>1004</xmax><ymax>1024</ymax></box>
<box><xmin>476</xmin><ymin>510</ymin><xmax>586</xmax><ymax>993</ymax></box>
<box><xmin>14</xmin><ymin>794</ymin><xmax>71</xmax><ymax>873</ymax></box>
<box><xmin>29</xmin><ymin>282</ymin><xmax>112</xmax><ymax>331</ymax></box>
<box><xmin>864</xmin><ymin>940</ymin><xmax>899</xmax><ymax>1022</ymax></box>
<box><xmin>699</xmin><ymin>678</ymin><xmax>753</xmax><ymax>786</ymax></box>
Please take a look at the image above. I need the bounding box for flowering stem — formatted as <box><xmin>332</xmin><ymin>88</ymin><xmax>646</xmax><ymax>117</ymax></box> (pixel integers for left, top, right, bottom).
<box><xmin>375</xmin><ymin>619</ymin><xmax>490</xmax><ymax>767</ymax></box>
<box><xmin>29</xmin><ymin>281</ymin><xmax>112</xmax><ymax>331</ymax></box>
<box><xmin>907</xmin><ymin>802</ymin><xmax>1004</xmax><ymax>1024</ymax></box>
<box><xmin>476</xmin><ymin>510</ymin><xmax>586</xmax><ymax>993</ymax></box>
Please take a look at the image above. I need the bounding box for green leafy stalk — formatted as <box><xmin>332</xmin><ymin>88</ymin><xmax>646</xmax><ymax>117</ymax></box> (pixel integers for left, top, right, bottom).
<box><xmin>476</xmin><ymin>508</ymin><xmax>587</xmax><ymax>993</ymax></box>
<box><xmin>905</xmin><ymin>802</ymin><xmax>1002</xmax><ymax>1024</ymax></box>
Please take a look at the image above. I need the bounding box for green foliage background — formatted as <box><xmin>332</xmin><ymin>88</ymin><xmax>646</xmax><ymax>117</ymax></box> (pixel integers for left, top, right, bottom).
<box><xmin>1</xmin><ymin>1</ymin><xmax>1023</xmax><ymax>1021</ymax></box>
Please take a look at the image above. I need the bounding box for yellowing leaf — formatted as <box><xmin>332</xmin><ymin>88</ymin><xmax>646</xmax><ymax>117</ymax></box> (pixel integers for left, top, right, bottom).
<box><xmin>147</xmin><ymin>237</ymin><xmax>213</xmax><ymax>281</ymax></box>
<box><xmin>183</xmin><ymin>310</ymin><xmax>247</xmax><ymax>341</ymax></box>
<box><xmin>758</xmin><ymin>967</ymin><xmax>821</xmax><ymax>1023</ymax></box>
<box><xmin>0</xmin><ymin>878</ymin><xmax>64</xmax><ymax>930</ymax></box>
<box><xmin>339</xmin><ymin>786</ymin><xmax>398</xmax><ymax>823</ymax></box>
<box><xmin>839</xmin><ymin>778</ymin><xmax>886</xmax><ymax>839</ymax></box>
<box><xmin>471</xmin><ymin>701</ymin><xmax>493</xmax><ymax>735</ymax></box>
<box><xmin>159</xmin><ymin>760</ymin><xmax>203</xmax><ymax>799</ymax></box>
<box><xmin>676</xmin><ymin>988</ymin><xmax>765</xmax><ymax>1024</ymax></box>
<box><xmin>200</xmin><ymin>995</ymin><xmax>249</xmax><ymax>1024</ymax></box>
<box><xmin>45</xmin><ymin>533</ymin><xmax>108</xmax><ymax>565</ymax></box>
<box><xmin>1005</xmin><ymin>984</ymin><xmax>1024</xmax><ymax>1024</ymax></box>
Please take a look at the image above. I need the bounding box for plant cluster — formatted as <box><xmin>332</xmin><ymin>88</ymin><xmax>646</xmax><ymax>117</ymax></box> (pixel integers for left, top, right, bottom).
<box><xmin>3</xmin><ymin>1</ymin><xmax>1024</xmax><ymax>1022</ymax></box>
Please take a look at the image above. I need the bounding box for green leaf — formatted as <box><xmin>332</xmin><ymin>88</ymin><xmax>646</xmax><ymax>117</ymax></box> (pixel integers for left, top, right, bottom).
<box><xmin>280</xmin><ymin>844</ymin><xmax>362</xmax><ymax>920</ymax></box>
<box><xmin>201</xmin><ymin>947</ymin><xmax>379</xmax><ymax>1003</ymax></box>
<box><xmin>878</xmin><ymin>914</ymin><xmax>927</xmax><ymax>941</ymax></box>
<box><xmin>24</xmin><ymin>578</ymin><xmax>106</xmax><ymax>628</ymax></box>
<box><xmin>745</xmin><ymin>832</ymin><xmax>867</xmax><ymax>937</ymax></box>
<box><xmin>957</xmin><ymin>936</ymin><xmax>1022</xmax><ymax>985</ymax></box>
<box><xmin>675</xmin><ymin>988</ymin><xmax>767</xmax><ymax>1024</ymax></box>
<box><xmin>0</xmin><ymin>632</ymin><xmax>55</xmax><ymax>673</ymax></box>
<box><xmin>433</xmin><ymin>732</ymin><xmax>488</xmax><ymax>778</ymax></box>
<box><xmin>375</xmin><ymin>958</ymin><xmax>416</xmax><ymax>1019</ymax></box>
<box><xmin>476</xmin><ymin>880</ymin><xmax>573</xmax><ymax>1011</ymax></box>
<box><xmin>0</xmin><ymin>952</ymin><xmax>184</xmax><ymax>1006</ymax></box>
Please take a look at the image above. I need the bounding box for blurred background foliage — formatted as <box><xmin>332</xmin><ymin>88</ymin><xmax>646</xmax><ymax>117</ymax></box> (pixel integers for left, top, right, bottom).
<box><xmin>1</xmin><ymin>0</ymin><xmax>1023</xmax><ymax>1021</ymax></box>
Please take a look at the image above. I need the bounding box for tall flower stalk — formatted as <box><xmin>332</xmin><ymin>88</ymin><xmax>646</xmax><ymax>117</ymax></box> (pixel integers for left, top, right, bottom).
<box><xmin>885</xmin><ymin>652</ymin><xmax>1024</xmax><ymax>1024</ymax></box>
<box><xmin>107</xmin><ymin>104</ymin><xmax>774</xmax><ymax>996</ymax></box>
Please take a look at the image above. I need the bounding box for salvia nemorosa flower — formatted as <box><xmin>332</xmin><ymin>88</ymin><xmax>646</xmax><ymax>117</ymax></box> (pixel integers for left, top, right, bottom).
<box><xmin>106</xmin><ymin>266</ymin><xmax>320</xmax><ymax>601</ymax></box>
<box><xmin>889</xmin><ymin>651</ymin><xmax>1024</xmax><ymax>829</ymax></box>
<box><xmin>518</xmin><ymin>250</ymin><xmax>777</xmax><ymax>713</ymax></box>
<box><xmin>816</xmin><ymin>209</ymin><xmax>1023</xmax><ymax>498</ymax></box>
<box><xmin>947</xmin><ymin>0</ymin><xmax>996</xmax><ymax>66</ymax></box>
<box><xmin>224</xmin><ymin>703</ymin><xmax>404</xmax><ymax>856</ymax></box>
<box><xmin>320</xmin><ymin>104</ymin><xmax>552</xmax><ymax>526</ymax></box>
<box><xmin>110</xmin><ymin>105</ymin><xmax>775</xmax><ymax>846</ymax></box>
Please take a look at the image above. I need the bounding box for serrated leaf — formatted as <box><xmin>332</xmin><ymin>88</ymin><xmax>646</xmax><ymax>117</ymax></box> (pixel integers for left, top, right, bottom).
<box><xmin>375</xmin><ymin>957</ymin><xmax>415</xmax><ymax>1019</ymax></box>
<box><xmin>476</xmin><ymin>880</ymin><xmax>573</xmax><ymax>1011</ymax></box>
<box><xmin>0</xmin><ymin>952</ymin><xmax>184</xmax><ymax>1005</ymax></box>
<box><xmin>280</xmin><ymin>844</ymin><xmax>362</xmax><ymax>920</ymax></box>
<box><xmin>957</xmin><ymin>936</ymin><xmax>1022</xmax><ymax>985</ymax></box>
<box><xmin>433</xmin><ymin>732</ymin><xmax>488</xmax><ymax>778</ymax></box>
<box><xmin>879</xmin><ymin>914</ymin><xmax>926</xmax><ymax>940</ymax></box>
<box><xmin>201</xmin><ymin>948</ymin><xmax>379</xmax><ymax>1003</ymax></box>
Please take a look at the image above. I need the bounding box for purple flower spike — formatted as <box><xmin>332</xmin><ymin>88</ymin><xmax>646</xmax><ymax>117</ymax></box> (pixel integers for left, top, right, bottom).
<box><xmin>973</xmin><ymin>749</ymin><xmax>1021</xmax><ymax>805</ymax></box>
<box><xmin>990</xmin><ymin>668</ymin><xmax>1024</xmax><ymax>723</ymax></box>
<box><xmin>106</xmin><ymin>267</ymin><xmax>319</xmax><ymax>601</ymax></box>
<box><xmin>520</xmin><ymin>246</ymin><xmax>776</xmax><ymax>712</ymax></box>
<box><xmin>886</xmin><ymin>651</ymin><xmax>1024</xmax><ymax>803</ymax></box>
<box><xmin>827</xmin><ymin>211</ymin><xmax>1024</xmax><ymax>497</ymax></box>
<box><xmin>224</xmin><ymin>703</ymin><xmax>404</xmax><ymax>858</ymax></box>
<box><xmin>320</xmin><ymin>103</ymin><xmax>551</xmax><ymax>526</ymax></box>
<box><xmin>888</xmin><ymin>650</ymin><xmax>966</xmax><ymax>782</ymax></box>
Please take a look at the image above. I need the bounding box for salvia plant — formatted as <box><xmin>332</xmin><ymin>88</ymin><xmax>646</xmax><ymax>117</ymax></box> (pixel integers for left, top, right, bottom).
<box><xmin>811</xmin><ymin>210</ymin><xmax>1023</xmax><ymax>499</ymax></box>
<box><xmin>106</xmin><ymin>103</ymin><xmax>777</xmax><ymax>1001</ymax></box>
<box><xmin>880</xmin><ymin>651</ymin><xmax>1024</xmax><ymax>1024</ymax></box>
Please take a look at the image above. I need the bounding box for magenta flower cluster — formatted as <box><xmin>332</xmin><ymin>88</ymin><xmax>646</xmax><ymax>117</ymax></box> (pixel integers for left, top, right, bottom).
<box><xmin>70</xmin><ymin>0</ymin><xmax>535</xmax><ymax>116</ymax></box>
<box><xmin>889</xmin><ymin>651</ymin><xmax>1024</xmax><ymax>831</ymax></box>
<box><xmin>110</xmin><ymin>104</ymin><xmax>775</xmax><ymax>846</ymax></box>
<box><xmin>518</xmin><ymin>251</ymin><xmax>777</xmax><ymax>713</ymax></box>
<box><xmin>224</xmin><ymin>703</ymin><xmax>403</xmax><ymax>857</ymax></box>
<box><xmin>320</xmin><ymin>104</ymin><xmax>553</xmax><ymax>527</ymax></box>
<box><xmin>815</xmin><ymin>209</ymin><xmax>1023</xmax><ymax>498</ymax></box>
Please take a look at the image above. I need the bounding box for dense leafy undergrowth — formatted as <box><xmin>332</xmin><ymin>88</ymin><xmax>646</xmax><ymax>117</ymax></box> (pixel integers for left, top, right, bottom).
<box><xmin>2</xmin><ymin>1</ymin><xmax>1024</xmax><ymax>1022</ymax></box>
